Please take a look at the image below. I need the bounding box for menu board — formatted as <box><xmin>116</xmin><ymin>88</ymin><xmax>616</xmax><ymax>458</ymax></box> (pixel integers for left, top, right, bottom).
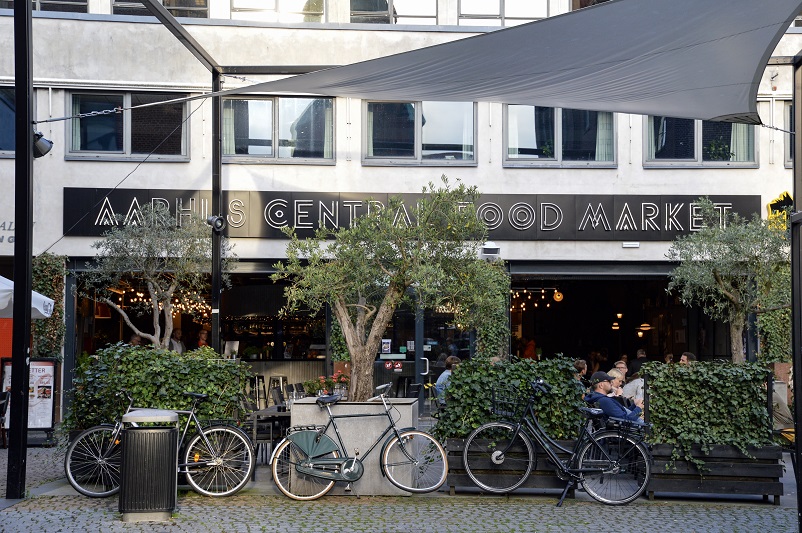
<box><xmin>2</xmin><ymin>359</ymin><xmax>55</xmax><ymax>430</ymax></box>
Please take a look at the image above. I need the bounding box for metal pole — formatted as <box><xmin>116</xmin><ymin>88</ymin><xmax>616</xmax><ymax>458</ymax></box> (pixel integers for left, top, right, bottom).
<box><xmin>211</xmin><ymin>71</ymin><xmax>222</xmax><ymax>354</ymax></box>
<box><xmin>791</xmin><ymin>55</ymin><xmax>802</xmax><ymax>530</ymax></box>
<box><xmin>7</xmin><ymin>0</ymin><xmax>34</xmax><ymax>499</ymax></box>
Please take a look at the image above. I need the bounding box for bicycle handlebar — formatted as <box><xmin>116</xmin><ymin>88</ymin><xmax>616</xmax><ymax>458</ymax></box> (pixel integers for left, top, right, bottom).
<box><xmin>531</xmin><ymin>379</ymin><xmax>552</xmax><ymax>394</ymax></box>
<box><xmin>367</xmin><ymin>382</ymin><xmax>393</xmax><ymax>402</ymax></box>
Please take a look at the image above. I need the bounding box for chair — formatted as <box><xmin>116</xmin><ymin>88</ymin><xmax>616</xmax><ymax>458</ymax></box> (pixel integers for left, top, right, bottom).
<box><xmin>248</xmin><ymin>375</ymin><xmax>267</xmax><ymax>410</ymax></box>
<box><xmin>0</xmin><ymin>391</ymin><xmax>8</xmax><ymax>448</ymax></box>
<box><xmin>240</xmin><ymin>398</ymin><xmax>283</xmax><ymax>467</ymax></box>
<box><xmin>293</xmin><ymin>383</ymin><xmax>305</xmax><ymax>397</ymax></box>
<box><xmin>267</xmin><ymin>375</ymin><xmax>289</xmax><ymax>403</ymax></box>
<box><xmin>271</xmin><ymin>386</ymin><xmax>285</xmax><ymax>408</ymax></box>
<box><xmin>404</xmin><ymin>383</ymin><xmax>422</xmax><ymax>399</ymax></box>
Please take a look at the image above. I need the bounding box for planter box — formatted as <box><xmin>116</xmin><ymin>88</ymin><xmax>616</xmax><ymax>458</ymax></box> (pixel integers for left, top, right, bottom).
<box><xmin>446</xmin><ymin>438</ymin><xmax>576</xmax><ymax>497</ymax></box>
<box><xmin>647</xmin><ymin>444</ymin><xmax>784</xmax><ymax>505</ymax></box>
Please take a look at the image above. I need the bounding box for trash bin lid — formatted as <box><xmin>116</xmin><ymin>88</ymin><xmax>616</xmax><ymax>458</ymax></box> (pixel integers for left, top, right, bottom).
<box><xmin>122</xmin><ymin>408</ymin><xmax>178</xmax><ymax>424</ymax></box>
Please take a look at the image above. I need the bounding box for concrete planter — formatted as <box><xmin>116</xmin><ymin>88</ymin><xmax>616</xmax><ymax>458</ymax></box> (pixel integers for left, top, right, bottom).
<box><xmin>647</xmin><ymin>444</ymin><xmax>784</xmax><ymax>504</ymax></box>
<box><xmin>289</xmin><ymin>397</ymin><xmax>419</xmax><ymax>496</ymax></box>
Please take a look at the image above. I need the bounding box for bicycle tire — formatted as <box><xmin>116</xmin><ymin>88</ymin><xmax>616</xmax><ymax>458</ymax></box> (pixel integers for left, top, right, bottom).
<box><xmin>271</xmin><ymin>438</ymin><xmax>339</xmax><ymax>501</ymax></box>
<box><xmin>577</xmin><ymin>430</ymin><xmax>651</xmax><ymax>505</ymax></box>
<box><xmin>382</xmin><ymin>430</ymin><xmax>448</xmax><ymax>493</ymax></box>
<box><xmin>463</xmin><ymin>421</ymin><xmax>535</xmax><ymax>493</ymax></box>
<box><xmin>183</xmin><ymin>425</ymin><xmax>255</xmax><ymax>497</ymax></box>
<box><xmin>64</xmin><ymin>425</ymin><xmax>123</xmax><ymax>498</ymax></box>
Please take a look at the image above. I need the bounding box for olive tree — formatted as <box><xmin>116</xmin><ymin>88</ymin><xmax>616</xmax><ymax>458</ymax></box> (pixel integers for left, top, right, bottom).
<box><xmin>80</xmin><ymin>203</ymin><xmax>234</xmax><ymax>349</ymax></box>
<box><xmin>272</xmin><ymin>177</ymin><xmax>510</xmax><ymax>401</ymax></box>
<box><xmin>666</xmin><ymin>197</ymin><xmax>789</xmax><ymax>363</ymax></box>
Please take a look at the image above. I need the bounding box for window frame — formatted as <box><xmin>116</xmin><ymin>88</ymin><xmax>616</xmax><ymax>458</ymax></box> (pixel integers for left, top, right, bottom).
<box><xmin>459</xmin><ymin>0</ymin><xmax>548</xmax><ymax>27</ymax></box>
<box><xmin>112</xmin><ymin>0</ymin><xmax>208</xmax><ymax>18</ymax></box>
<box><xmin>502</xmin><ymin>104</ymin><xmax>617</xmax><ymax>168</ymax></box>
<box><xmin>221</xmin><ymin>96</ymin><xmax>336</xmax><ymax>165</ymax></box>
<box><xmin>66</xmin><ymin>91</ymin><xmax>190</xmax><ymax>162</ymax></box>
<box><xmin>351</xmin><ymin>0</ymin><xmax>438</xmax><ymax>25</ymax></box>
<box><xmin>785</xmin><ymin>100</ymin><xmax>794</xmax><ymax>169</ymax></box>
<box><xmin>231</xmin><ymin>0</ymin><xmax>325</xmax><ymax>23</ymax></box>
<box><xmin>362</xmin><ymin>100</ymin><xmax>477</xmax><ymax>167</ymax></box>
<box><xmin>0</xmin><ymin>0</ymin><xmax>88</xmax><ymax>12</ymax></box>
<box><xmin>643</xmin><ymin>116</ymin><xmax>758</xmax><ymax>168</ymax></box>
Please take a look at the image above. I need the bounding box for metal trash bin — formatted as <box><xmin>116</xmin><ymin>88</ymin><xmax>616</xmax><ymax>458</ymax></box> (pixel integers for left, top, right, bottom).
<box><xmin>119</xmin><ymin>409</ymin><xmax>179</xmax><ymax>522</ymax></box>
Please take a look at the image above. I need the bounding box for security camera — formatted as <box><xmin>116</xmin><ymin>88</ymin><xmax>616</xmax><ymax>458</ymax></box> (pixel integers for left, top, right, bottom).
<box><xmin>206</xmin><ymin>215</ymin><xmax>226</xmax><ymax>233</ymax></box>
<box><xmin>480</xmin><ymin>241</ymin><xmax>501</xmax><ymax>262</ymax></box>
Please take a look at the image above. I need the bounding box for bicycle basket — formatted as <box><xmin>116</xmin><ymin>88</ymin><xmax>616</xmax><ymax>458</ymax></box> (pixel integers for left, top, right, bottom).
<box><xmin>491</xmin><ymin>387</ymin><xmax>529</xmax><ymax>420</ymax></box>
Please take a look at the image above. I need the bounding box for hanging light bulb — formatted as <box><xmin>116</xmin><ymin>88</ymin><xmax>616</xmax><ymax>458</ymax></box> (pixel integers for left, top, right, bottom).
<box><xmin>553</xmin><ymin>290</ymin><xmax>563</xmax><ymax>302</ymax></box>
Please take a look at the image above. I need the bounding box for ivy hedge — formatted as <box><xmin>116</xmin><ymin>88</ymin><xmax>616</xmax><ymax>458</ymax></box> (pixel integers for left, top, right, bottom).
<box><xmin>64</xmin><ymin>343</ymin><xmax>253</xmax><ymax>432</ymax></box>
<box><xmin>432</xmin><ymin>356</ymin><xmax>584</xmax><ymax>441</ymax></box>
<box><xmin>642</xmin><ymin>360</ymin><xmax>773</xmax><ymax>464</ymax></box>
<box><xmin>434</xmin><ymin>357</ymin><xmax>774</xmax><ymax>466</ymax></box>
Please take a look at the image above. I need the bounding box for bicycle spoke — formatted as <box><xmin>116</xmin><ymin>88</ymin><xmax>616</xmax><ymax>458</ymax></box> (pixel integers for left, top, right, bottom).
<box><xmin>184</xmin><ymin>426</ymin><xmax>254</xmax><ymax>497</ymax></box>
<box><xmin>65</xmin><ymin>426</ymin><xmax>123</xmax><ymax>498</ymax></box>
<box><xmin>463</xmin><ymin>422</ymin><xmax>534</xmax><ymax>494</ymax></box>
<box><xmin>578</xmin><ymin>431</ymin><xmax>650</xmax><ymax>505</ymax></box>
<box><xmin>382</xmin><ymin>430</ymin><xmax>447</xmax><ymax>493</ymax></box>
<box><xmin>272</xmin><ymin>436</ymin><xmax>337</xmax><ymax>500</ymax></box>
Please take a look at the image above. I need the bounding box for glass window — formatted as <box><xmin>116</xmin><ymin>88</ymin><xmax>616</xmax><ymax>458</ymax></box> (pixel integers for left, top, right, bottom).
<box><xmin>113</xmin><ymin>0</ymin><xmax>208</xmax><ymax>18</ymax></box>
<box><xmin>459</xmin><ymin>0</ymin><xmax>546</xmax><ymax>26</ymax></box>
<box><xmin>645</xmin><ymin>115</ymin><xmax>755</xmax><ymax>165</ymax></box>
<box><xmin>562</xmin><ymin>109</ymin><xmax>614</xmax><ymax>162</ymax></box>
<box><xmin>351</xmin><ymin>0</ymin><xmax>437</xmax><ymax>25</ymax></box>
<box><xmin>0</xmin><ymin>0</ymin><xmax>88</xmax><ymax>13</ymax></box>
<box><xmin>231</xmin><ymin>0</ymin><xmax>324</xmax><ymax>23</ymax></box>
<box><xmin>504</xmin><ymin>104</ymin><xmax>615</xmax><ymax>166</ymax></box>
<box><xmin>0</xmin><ymin>88</ymin><xmax>15</xmax><ymax>153</ymax></box>
<box><xmin>70</xmin><ymin>92</ymin><xmax>187</xmax><ymax>158</ymax></box>
<box><xmin>507</xmin><ymin>105</ymin><xmax>555</xmax><ymax>160</ymax></box>
<box><xmin>785</xmin><ymin>101</ymin><xmax>793</xmax><ymax>167</ymax></box>
<box><xmin>223</xmin><ymin>97</ymin><xmax>333</xmax><ymax>161</ymax></box>
<box><xmin>365</xmin><ymin>101</ymin><xmax>476</xmax><ymax>164</ymax></box>
<box><xmin>571</xmin><ymin>0</ymin><xmax>611</xmax><ymax>11</ymax></box>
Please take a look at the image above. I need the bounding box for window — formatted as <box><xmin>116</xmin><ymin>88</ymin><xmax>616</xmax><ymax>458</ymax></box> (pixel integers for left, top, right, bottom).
<box><xmin>69</xmin><ymin>92</ymin><xmax>188</xmax><ymax>159</ymax></box>
<box><xmin>460</xmin><ymin>0</ymin><xmax>547</xmax><ymax>26</ymax></box>
<box><xmin>0</xmin><ymin>88</ymin><xmax>14</xmax><ymax>154</ymax></box>
<box><xmin>571</xmin><ymin>0</ymin><xmax>611</xmax><ymax>11</ymax></box>
<box><xmin>0</xmin><ymin>0</ymin><xmax>87</xmax><ymax>12</ymax></box>
<box><xmin>231</xmin><ymin>0</ymin><xmax>324</xmax><ymax>23</ymax></box>
<box><xmin>222</xmin><ymin>97</ymin><xmax>334</xmax><ymax>161</ymax></box>
<box><xmin>785</xmin><ymin>101</ymin><xmax>793</xmax><ymax>168</ymax></box>
<box><xmin>351</xmin><ymin>0</ymin><xmax>437</xmax><ymax>25</ymax></box>
<box><xmin>645</xmin><ymin>116</ymin><xmax>756</xmax><ymax>166</ymax></box>
<box><xmin>365</xmin><ymin>101</ymin><xmax>475</xmax><ymax>164</ymax></box>
<box><xmin>505</xmin><ymin>104</ymin><xmax>615</xmax><ymax>166</ymax></box>
<box><xmin>113</xmin><ymin>0</ymin><xmax>208</xmax><ymax>18</ymax></box>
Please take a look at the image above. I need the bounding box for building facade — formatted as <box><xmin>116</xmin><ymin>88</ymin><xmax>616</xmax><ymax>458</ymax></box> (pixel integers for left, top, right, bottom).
<box><xmin>1</xmin><ymin>0</ymin><xmax>800</xmax><ymax>413</ymax></box>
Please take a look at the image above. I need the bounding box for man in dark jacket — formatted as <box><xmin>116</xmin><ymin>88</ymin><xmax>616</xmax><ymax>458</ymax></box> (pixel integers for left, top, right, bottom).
<box><xmin>584</xmin><ymin>371</ymin><xmax>644</xmax><ymax>422</ymax></box>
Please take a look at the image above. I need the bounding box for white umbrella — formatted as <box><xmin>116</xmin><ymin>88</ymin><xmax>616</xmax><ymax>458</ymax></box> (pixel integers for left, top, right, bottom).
<box><xmin>0</xmin><ymin>275</ymin><xmax>54</xmax><ymax>319</ymax></box>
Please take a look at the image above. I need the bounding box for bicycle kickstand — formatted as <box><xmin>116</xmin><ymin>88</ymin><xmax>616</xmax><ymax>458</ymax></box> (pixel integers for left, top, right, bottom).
<box><xmin>556</xmin><ymin>480</ymin><xmax>575</xmax><ymax>507</ymax></box>
<box><xmin>344</xmin><ymin>482</ymin><xmax>361</xmax><ymax>499</ymax></box>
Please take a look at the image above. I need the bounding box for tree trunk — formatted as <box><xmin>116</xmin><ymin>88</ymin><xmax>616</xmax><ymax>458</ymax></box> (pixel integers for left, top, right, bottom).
<box><xmin>730</xmin><ymin>313</ymin><xmax>745</xmax><ymax>364</ymax></box>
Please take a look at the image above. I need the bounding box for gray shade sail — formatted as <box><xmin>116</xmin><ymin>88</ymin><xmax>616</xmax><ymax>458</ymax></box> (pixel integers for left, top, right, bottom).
<box><xmin>222</xmin><ymin>0</ymin><xmax>802</xmax><ymax>124</ymax></box>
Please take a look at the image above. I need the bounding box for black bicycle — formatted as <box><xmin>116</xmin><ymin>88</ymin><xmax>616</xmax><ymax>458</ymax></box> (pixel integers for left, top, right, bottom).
<box><xmin>462</xmin><ymin>379</ymin><xmax>652</xmax><ymax>506</ymax></box>
<box><xmin>64</xmin><ymin>391</ymin><xmax>254</xmax><ymax>498</ymax></box>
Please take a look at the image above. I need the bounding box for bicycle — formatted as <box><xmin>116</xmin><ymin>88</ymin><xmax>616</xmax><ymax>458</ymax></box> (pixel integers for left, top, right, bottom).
<box><xmin>462</xmin><ymin>379</ymin><xmax>652</xmax><ymax>506</ymax></box>
<box><xmin>64</xmin><ymin>391</ymin><xmax>254</xmax><ymax>498</ymax></box>
<box><xmin>270</xmin><ymin>382</ymin><xmax>448</xmax><ymax>500</ymax></box>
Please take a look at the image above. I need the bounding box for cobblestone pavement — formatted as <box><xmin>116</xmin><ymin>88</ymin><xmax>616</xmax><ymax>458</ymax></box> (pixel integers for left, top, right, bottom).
<box><xmin>0</xmin><ymin>445</ymin><xmax>799</xmax><ymax>533</ymax></box>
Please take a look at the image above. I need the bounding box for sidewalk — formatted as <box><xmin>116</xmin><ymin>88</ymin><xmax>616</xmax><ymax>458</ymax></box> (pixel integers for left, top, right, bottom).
<box><xmin>1</xmin><ymin>445</ymin><xmax>799</xmax><ymax>532</ymax></box>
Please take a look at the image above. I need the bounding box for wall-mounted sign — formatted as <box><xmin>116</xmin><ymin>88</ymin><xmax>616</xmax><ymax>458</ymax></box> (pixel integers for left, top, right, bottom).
<box><xmin>63</xmin><ymin>188</ymin><xmax>761</xmax><ymax>242</ymax></box>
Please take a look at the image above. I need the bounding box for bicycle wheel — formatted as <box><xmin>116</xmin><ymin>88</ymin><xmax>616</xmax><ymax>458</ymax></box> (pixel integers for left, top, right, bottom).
<box><xmin>271</xmin><ymin>438</ymin><xmax>339</xmax><ymax>501</ymax></box>
<box><xmin>577</xmin><ymin>430</ymin><xmax>651</xmax><ymax>505</ymax></box>
<box><xmin>64</xmin><ymin>425</ymin><xmax>123</xmax><ymax>497</ymax></box>
<box><xmin>463</xmin><ymin>422</ymin><xmax>535</xmax><ymax>493</ymax></box>
<box><xmin>183</xmin><ymin>425</ymin><xmax>255</xmax><ymax>497</ymax></box>
<box><xmin>382</xmin><ymin>430</ymin><xmax>447</xmax><ymax>493</ymax></box>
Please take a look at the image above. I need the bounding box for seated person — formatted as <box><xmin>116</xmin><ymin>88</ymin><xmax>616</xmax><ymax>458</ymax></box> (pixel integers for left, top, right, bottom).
<box><xmin>606</xmin><ymin>368</ymin><xmax>633</xmax><ymax>408</ymax></box>
<box><xmin>435</xmin><ymin>356</ymin><xmax>461</xmax><ymax>405</ymax></box>
<box><xmin>622</xmin><ymin>373</ymin><xmax>644</xmax><ymax>402</ymax></box>
<box><xmin>584</xmin><ymin>371</ymin><xmax>644</xmax><ymax>422</ymax></box>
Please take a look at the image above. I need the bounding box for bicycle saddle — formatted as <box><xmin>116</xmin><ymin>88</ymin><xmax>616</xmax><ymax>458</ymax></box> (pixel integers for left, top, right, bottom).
<box><xmin>315</xmin><ymin>393</ymin><xmax>343</xmax><ymax>406</ymax></box>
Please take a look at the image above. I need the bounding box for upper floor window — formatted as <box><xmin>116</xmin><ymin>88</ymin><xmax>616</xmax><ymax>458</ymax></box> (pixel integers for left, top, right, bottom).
<box><xmin>0</xmin><ymin>0</ymin><xmax>87</xmax><ymax>13</ymax></box>
<box><xmin>0</xmin><ymin>88</ymin><xmax>14</xmax><ymax>154</ymax></box>
<box><xmin>69</xmin><ymin>92</ymin><xmax>188</xmax><ymax>160</ymax></box>
<box><xmin>644</xmin><ymin>116</ymin><xmax>756</xmax><ymax>166</ymax></box>
<box><xmin>222</xmin><ymin>97</ymin><xmax>334</xmax><ymax>161</ymax></box>
<box><xmin>505</xmin><ymin>105</ymin><xmax>615</xmax><ymax>166</ymax></box>
<box><xmin>459</xmin><ymin>0</ymin><xmax>547</xmax><ymax>27</ymax></box>
<box><xmin>571</xmin><ymin>0</ymin><xmax>611</xmax><ymax>11</ymax></box>
<box><xmin>231</xmin><ymin>0</ymin><xmax>323</xmax><ymax>23</ymax></box>
<box><xmin>364</xmin><ymin>101</ymin><xmax>475</xmax><ymax>165</ymax></box>
<box><xmin>113</xmin><ymin>0</ymin><xmax>208</xmax><ymax>18</ymax></box>
<box><xmin>351</xmin><ymin>0</ymin><xmax>437</xmax><ymax>25</ymax></box>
